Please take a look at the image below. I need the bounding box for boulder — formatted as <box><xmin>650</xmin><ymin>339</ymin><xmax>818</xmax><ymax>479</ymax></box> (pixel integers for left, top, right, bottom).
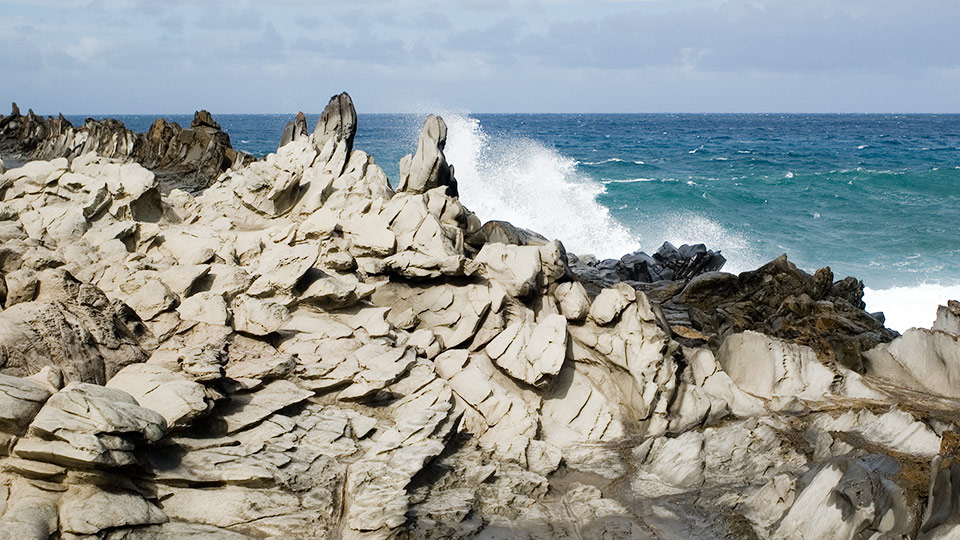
<box><xmin>106</xmin><ymin>364</ymin><xmax>210</xmax><ymax>428</ymax></box>
<box><xmin>485</xmin><ymin>314</ymin><xmax>568</xmax><ymax>387</ymax></box>
<box><xmin>15</xmin><ymin>382</ymin><xmax>166</xmax><ymax>467</ymax></box>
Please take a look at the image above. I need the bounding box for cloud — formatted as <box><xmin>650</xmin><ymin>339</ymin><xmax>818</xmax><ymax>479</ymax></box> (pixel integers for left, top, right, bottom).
<box><xmin>1</xmin><ymin>0</ymin><xmax>959</xmax><ymax>112</ymax></box>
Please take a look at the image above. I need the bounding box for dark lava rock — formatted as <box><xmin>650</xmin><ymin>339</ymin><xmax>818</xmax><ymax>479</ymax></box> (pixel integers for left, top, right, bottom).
<box><xmin>0</xmin><ymin>104</ymin><xmax>252</xmax><ymax>192</ymax></box>
<box><xmin>279</xmin><ymin>111</ymin><xmax>309</xmax><ymax>148</ymax></box>
<box><xmin>667</xmin><ymin>254</ymin><xmax>898</xmax><ymax>370</ymax></box>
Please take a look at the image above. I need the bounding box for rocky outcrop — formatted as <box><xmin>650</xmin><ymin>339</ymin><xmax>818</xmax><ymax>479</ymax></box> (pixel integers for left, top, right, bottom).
<box><xmin>398</xmin><ymin>114</ymin><xmax>458</xmax><ymax>196</ymax></box>
<box><xmin>0</xmin><ymin>103</ymin><xmax>252</xmax><ymax>191</ymax></box>
<box><xmin>0</xmin><ymin>92</ymin><xmax>957</xmax><ymax>539</ymax></box>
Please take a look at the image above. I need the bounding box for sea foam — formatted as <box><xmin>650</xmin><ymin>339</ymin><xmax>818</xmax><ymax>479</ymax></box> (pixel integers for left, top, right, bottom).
<box><xmin>863</xmin><ymin>283</ymin><xmax>960</xmax><ymax>333</ymax></box>
<box><xmin>441</xmin><ymin>113</ymin><xmax>640</xmax><ymax>258</ymax></box>
<box><xmin>439</xmin><ymin>113</ymin><xmax>768</xmax><ymax>268</ymax></box>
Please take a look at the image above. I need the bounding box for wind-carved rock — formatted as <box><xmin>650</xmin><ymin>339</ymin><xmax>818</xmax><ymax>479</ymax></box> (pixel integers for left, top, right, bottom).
<box><xmin>279</xmin><ymin>111</ymin><xmax>308</xmax><ymax>148</ymax></box>
<box><xmin>0</xmin><ymin>103</ymin><xmax>251</xmax><ymax>191</ymax></box>
<box><xmin>3</xmin><ymin>91</ymin><xmax>960</xmax><ymax>539</ymax></box>
<box><xmin>311</xmin><ymin>92</ymin><xmax>357</xmax><ymax>176</ymax></box>
<box><xmin>398</xmin><ymin>114</ymin><xmax>458</xmax><ymax>196</ymax></box>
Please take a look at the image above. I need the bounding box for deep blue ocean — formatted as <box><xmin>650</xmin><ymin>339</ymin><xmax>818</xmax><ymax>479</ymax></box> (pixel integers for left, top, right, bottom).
<box><xmin>63</xmin><ymin>112</ymin><xmax>960</xmax><ymax>331</ymax></box>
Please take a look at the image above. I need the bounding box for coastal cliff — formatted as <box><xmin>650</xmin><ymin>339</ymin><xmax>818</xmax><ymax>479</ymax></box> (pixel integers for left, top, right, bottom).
<box><xmin>0</xmin><ymin>93</ymin><xmax>957</xmax><ymax>539</ymax></box>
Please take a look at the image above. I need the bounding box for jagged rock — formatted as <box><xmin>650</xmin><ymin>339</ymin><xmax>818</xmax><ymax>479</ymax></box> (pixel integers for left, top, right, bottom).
<box><xmin>486</xmin><ymin>314</ymin><xmax>568</xmax><ymax>388</ymax></box>
<box><xmin>58</xmin><ymin>484</ymin><xmax>167</xmax><ymax>535</ymax></box>
<box><xmin>397</xmin><ymin>115</ymin><xmax>457</xmax><ymax>195</ymax></box>
<box><xmin>343</xmin><ymin>378</ymin><xmax>458</xmax><ymax>536</ymax></box>
<box><xmin>217</xmin><ymin>380</ymin><xmax>312</xmax><ymax>434</ymax></box>
<box><xmin>14</xmin><ymin>382</ymin><xmax>166</xmax><ymax>467</ymax></box>
<box><xmin>279</xmin><ymin>111</ymin><xmax>308</xmax><ymax>148</ymax></box>
<box><xmin>106</xmin><ymin>364</ymin><xmax>210</xmax><ymax>428</ymax></box>
<box><xmin>191</xmin><ymin>109</ymin><xmax>221</xmax><ymax>131</ymax></box>
<box><xmin>0</xmin><ymin>107</ymin><xmax>249</xmax><ymax>190</ymax></box>
<box><xmin>863</xmin><ymin>328</ymin><xmax>960</xmax><ymax>398</ymax></box>
<box><xmin>0</xmin><ymin>374</ymin><xmax>52</xmax><ymax>445</ymax></box>
<box><xmin>311</xmin><ymin>92</ymin><xmax>357</xmax><ymax>177</ymax></box>
<box><xmin>933</xmin><ymin>300</ymin><xmax>960</xmax><ymax>336</ymax></box>
<box><xmin>671</xmin><ymin>254</ymin><xmax>897</xmax><ymax>369</ymax></box>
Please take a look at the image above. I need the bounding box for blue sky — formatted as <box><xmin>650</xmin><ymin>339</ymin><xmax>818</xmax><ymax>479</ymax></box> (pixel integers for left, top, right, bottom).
<box><xmin>2</xmin><ymin>0</ymin><xmax>959</xmax><ymax>113</ymax></box>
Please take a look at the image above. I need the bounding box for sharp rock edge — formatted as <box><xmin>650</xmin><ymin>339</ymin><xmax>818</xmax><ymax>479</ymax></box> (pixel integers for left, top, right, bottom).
<box><xmin>0</xmin><ymin>93</ymin><xmax>956</xmax><ymax>539</ymax></box>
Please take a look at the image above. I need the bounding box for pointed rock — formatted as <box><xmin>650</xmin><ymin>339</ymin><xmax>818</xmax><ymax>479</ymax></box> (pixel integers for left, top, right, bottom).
<box><xmin>397</xmin><ymin>115</ymin><xmax>457</xmax><ymax>195</ymax></box>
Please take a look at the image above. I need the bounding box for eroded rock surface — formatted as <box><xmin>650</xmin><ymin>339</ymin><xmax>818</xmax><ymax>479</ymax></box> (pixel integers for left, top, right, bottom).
<box><xmin>0</xmin><ymin>92</ymin><xmax>957</xmax><ymax>539</ymax></box>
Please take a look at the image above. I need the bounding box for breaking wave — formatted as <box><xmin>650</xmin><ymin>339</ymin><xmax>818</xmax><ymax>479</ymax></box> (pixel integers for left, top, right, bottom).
<box><xmin>441</xmin><ymin>113</ymin><xmax>640</xmax><ymax>258</ymax></box>
<box><xmin>863</xmin><ymin>283</ymin><xmax>960</xmax><ymax>333</ymax></box>
<box><xmin>431</xmin><ymin>112</ymin><xmax>774</xmax><ymax>269</ymax></box>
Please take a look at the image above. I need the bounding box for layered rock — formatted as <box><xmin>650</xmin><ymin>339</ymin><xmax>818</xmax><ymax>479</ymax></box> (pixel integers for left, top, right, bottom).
<box><xmin>0</xmin><ymin>92</ymin><xmax>957</xmax><ymax>539</ymax></box>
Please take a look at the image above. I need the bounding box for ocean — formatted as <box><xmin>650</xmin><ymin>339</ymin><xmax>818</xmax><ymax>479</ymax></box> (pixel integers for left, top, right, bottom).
<box><xmin>64</xmin><ymin>112</ymin><xmax>960</xmax><ymax>332</ymax></box>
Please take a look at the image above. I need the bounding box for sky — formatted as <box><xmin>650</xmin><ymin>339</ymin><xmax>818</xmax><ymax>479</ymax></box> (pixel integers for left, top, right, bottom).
<box><xmin>2</xmin><ymin>0</ymin><xmax>959</xmax><ymax>114</ymax></box>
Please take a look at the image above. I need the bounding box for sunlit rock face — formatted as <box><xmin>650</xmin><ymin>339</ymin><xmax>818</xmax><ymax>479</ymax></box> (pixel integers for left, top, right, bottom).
<box><xmin>0</xmin><ymin>93</ymin><xmax>957</xmax><ymax>539</ymax></box>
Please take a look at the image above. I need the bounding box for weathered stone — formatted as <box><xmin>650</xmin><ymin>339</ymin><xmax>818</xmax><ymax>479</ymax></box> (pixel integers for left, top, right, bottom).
<box><xmin>106</xmin><ymin>364</ymin><xmax>210</xmax><ymax>428</ymax></box>
<box><xmin>16</xmin><ymin>382</ymin><xmax>166</xmax><ymax>467</ymax></box>
<box><xmin>397</xmin><ymin>115</ymin><xmax>456</xmax><ymax>195</ymax></box>
<box><xmin>217</xmin><ymin>380</ymin><xmax>312</xmax><ymax>434</ymax></box>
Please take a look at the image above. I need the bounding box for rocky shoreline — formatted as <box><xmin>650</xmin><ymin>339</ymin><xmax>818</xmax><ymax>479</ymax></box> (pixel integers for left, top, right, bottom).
<box><xmin>0</xmin><ymin>93</ymin><xmax>957</xmax><ymax>538</ymax></box>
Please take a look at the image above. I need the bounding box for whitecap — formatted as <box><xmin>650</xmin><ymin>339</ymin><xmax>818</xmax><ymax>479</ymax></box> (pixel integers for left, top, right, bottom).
<box><xmin>863</xmin><ymin>283</ymin><xmax>960</xmax><ymax>333</ymax></box>
<box><xmin>440</xmin><ymin>113</ymin><xmax>640</xmax><ymax>258</ymax></box>
<box><xmin>785</xmin><ymin>171</ymin><xmax>795</xmax><ymax>178</ymax></box>
<box><xmin>601</xmin><ymin>178</ymin><xmax>656</xmax><ymax>184</ymax></box>
<box><xmin>581</xmin><ymin>158</ymin><xmax>630</xmax><ymax>165</ymax></box>
<box><xmin>857</xmin><ymin>144</ymin><xmax>869</xmax><ymax>150</ymax></box>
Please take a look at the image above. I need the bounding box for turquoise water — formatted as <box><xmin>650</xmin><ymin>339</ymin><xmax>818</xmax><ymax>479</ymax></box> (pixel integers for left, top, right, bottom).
<box><xmin>63</xmin><ymin>113</ymin><xmax>960</xmax><ymax>330</ymax></box>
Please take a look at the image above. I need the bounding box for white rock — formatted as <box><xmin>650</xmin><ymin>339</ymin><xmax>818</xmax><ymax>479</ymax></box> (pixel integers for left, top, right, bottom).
<box><xmin>486</xmin><ymin>314</ymin><xmax>568</xmax><ymax>387</ymax></box>
<box><xmin>231</xmin><ymin>294</ymin><xmax>290</xmax><ymax>335</ymax></box>
<box><xmin>554</xmin><ymin>281</ymin><xmax>590</xmax><ymax>322</ymax></box>
<box><xmin>107</xmin><ymin>364</ymin><xmax>210</xmax><ymax>428</ymax></box>
<box><xmin>863</xmin><ymin>328</ymin><xmax>960</xmax><ymax>398</ymax></box>
<box><xmin>177</xmin><ymin>291</ymin><xmax>229</xmax><ymax>326</ymax></box>
<box><xmin>718</xmin><ymin>331</ymin><xmax>838</xmax><ymax>401</ymax></box>
<box><xmin>58</xmin><ymin>484</ymin><xmax>167</xmax><ymax>535</ymax></box>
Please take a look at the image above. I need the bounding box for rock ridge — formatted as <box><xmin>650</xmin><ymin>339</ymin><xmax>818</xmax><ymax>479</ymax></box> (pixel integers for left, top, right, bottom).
<box><xmin>0</xmin><ymin>92</ymin><xmax>956</xmax><ymax>539</ymax></box>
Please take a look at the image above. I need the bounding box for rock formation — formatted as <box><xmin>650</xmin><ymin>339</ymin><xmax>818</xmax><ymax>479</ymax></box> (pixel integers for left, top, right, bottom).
<box><xmin>0</xmin><ymin>92</ymin><xmax>958</xmax><ymax>539</ymax></box>
<box><xmin>0</xmin><ymin>103</ymin><xmax>252</xmax><ymax>192</ymax></box>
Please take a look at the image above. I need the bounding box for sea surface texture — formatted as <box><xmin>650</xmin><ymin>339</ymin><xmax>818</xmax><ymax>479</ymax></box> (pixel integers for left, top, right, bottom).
<box><xmin>65</xmin><ymin>112</ymin><xmax>960</xmax><ymax>331</ymax></box>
